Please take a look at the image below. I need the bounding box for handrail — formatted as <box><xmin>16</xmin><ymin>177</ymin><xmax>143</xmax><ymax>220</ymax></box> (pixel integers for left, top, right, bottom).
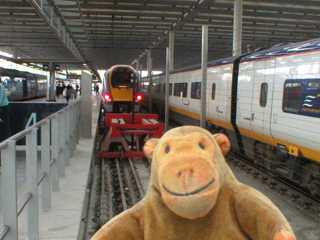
<box><xmin>50</xmin><ymin>158</ymin><xmax>56</xmax><ymax>166</ymax></box>
<box><xmin>37</xmin><ymin>172</ymin><xmax>47</xmax><ymax>186</ymax></box>
<box><xmin>0</xmin><ymin>226</ymin><xmax>10</xmax><ymax>240</ymax></box>
<box><xmin>17</xmin><ymin>193</ymin><xmax>32</xmax><ymax>216</ymax></box>
<box><xmin>0</xmin><ymin>100</ymin><xmax>81</xmax><ymax>240</ymax></box>
<box><xmin>0</xmin><ymin>103</ymin><xmax>73</xmax><ymax>150</ymax></box>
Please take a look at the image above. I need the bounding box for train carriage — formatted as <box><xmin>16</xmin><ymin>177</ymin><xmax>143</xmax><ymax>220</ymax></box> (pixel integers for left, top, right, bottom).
<box><xmin>141</xmin><ymin>38</ymin><xmax>320</xmax><ymax>197</ymax></box>
<box><xmin>0</xmin><ymin>67</ymin><xmax>48</xmax><ymax>100</ymax></box>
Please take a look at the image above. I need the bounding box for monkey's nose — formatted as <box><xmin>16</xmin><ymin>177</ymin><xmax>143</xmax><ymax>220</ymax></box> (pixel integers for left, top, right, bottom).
<box><xmin>179</xmin><ymin>169</ymin><xmax>194</xmax><ymax>177</ymax></box>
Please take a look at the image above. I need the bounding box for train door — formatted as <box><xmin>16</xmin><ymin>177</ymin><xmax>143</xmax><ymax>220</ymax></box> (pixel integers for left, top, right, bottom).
<box><xmin>22</xmin><ymin>79</ymin><xmax>28</xmax><ymax>98</ymax></box>
<box><xmin>250</xmin><ymin>59</ymin><xmax>275</xmax><ymax>145</ymax></box>
<box><xmin>236</xmin><ymin>61</ymin><xmax>256</xmax><ymax>140</ymax></box>
<box><xmin>216</xmin><ymin>64</ymin><xmax>233</xmax><ymax>124</ymax></box>
<box><xmin>27</xmin><ymin>74</ymin><xmax>37</xmax><ymax>98</ymax></box>
<box><xmin>207</xmin><ymin>69</ymin><xmax>219</xmax><ymax>123</ymax></box>
<box><xmin>215</xmin><ymin>71</ymin><xmax>224</xmax><ymax>122</ymax></box>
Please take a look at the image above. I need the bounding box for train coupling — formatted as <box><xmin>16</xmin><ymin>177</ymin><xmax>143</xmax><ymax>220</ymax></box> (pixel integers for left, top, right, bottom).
<box><xmin>99</xmin><ymin>113</ymin><xmax>164</xmax><ymax>158</ymax></box>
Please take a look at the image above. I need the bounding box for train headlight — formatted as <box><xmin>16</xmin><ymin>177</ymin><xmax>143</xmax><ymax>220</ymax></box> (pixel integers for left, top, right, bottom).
<box><xmin>103</xmin><ymin>93</ymin><xmax>112</xmax><ymax>102</ymax></box>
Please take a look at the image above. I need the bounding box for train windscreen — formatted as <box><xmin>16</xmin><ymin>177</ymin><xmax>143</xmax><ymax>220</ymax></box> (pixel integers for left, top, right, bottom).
<box><xmin>111</xmin><ymin>68</ymin><xmax>134</xmax><ymax>88</ymax></box>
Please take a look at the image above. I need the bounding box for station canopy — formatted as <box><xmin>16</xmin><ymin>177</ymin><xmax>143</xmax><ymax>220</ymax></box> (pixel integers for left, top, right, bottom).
<box><xmin>0</xmin><ymin>0</ymin><xmax>319</xmax><ymax>78</ymax></box>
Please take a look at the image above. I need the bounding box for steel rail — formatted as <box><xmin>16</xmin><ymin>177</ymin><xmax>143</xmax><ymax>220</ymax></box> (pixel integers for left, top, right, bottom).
<box><xmin>105</xmin><ymin>159</ymin><xmax>114</xmax><ymax>219</ymax></box>
<box><xmin>115</xmin><ymin>159</ymin><xmax>128</xmax><ymax>210</ymax></box>
<box><xmin>123</xmin><ymin>160</ymin><xmax>137</xmax><ymax>205</ymax></box>
<box><xmin>228</xmin><ymin>153</ymin><xmax>320</xmax><ymax>220</ymax></box>
<box><xmin>128</xmin><ymin>158</ymin><xmax>145</xmax><ymax>196</ymax></box>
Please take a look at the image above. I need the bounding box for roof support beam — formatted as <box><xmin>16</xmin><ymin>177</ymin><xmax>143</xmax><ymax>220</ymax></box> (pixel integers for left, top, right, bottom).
<box><xmin>135</xmin><ymin>0</ymin><xmax>216</xmax><ymax>64</ymax></box>
<box><xmin>169</xmin><ymin>31</ymin><xmax>174</xmax><ymax>70</ymax></box>
<box><xmin>233</xmin><ymin>0</ymin><xmax>243</xmax><ymax>56</ymax></box>
<box><xmin>29</xmin><ymin>0</ymin><xmax>84</xmax><ymax>62</ymax></box>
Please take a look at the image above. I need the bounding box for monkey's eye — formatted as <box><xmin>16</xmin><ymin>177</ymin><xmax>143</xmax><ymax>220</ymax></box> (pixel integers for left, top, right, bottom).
<box><xmin>165</xmin><ymin>146</ymin><xmax>170</xmax><ymax>153</ymax></box>
<box><xmin>199</xmin><ymin>143</ymin><xmax>205</xmax><ymax>149</ymax></box>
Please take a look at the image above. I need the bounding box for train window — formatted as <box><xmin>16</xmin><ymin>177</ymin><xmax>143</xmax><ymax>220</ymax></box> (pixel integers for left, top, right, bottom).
<box><xmin>1</xmin><ymin>76</ymin><xmax>10</xmax><ymax>84</ymax></box>
<box><xmin>307</xmin><ymin>81</ymin><xmax>319</xmax><ymax>89</ymax></box>
<box><xmin>111</xmin><ymin>70</ymin><xmax>134</xmax><ymax>88</ymax></box>
<box><xmin>169</xmin><ymin>83</ymin><xmax>173</xmax><ymax>95</ymax></box>
<box><xmin>283</xmin><ymin>81</ymin><xmax>302</xmax><ymax>112</ymax></box>
<box><xmin>173</xmin><ymin>83</ymin><xmax>188</xmax><ymax>97</ymax></box>
<box><xmin>260</xmin><ymin>83</ymin><xmax>268</xmax><ymax>107</ymax></box>
<box><xmin>153</xmin><ymin>84</ymin><xmax>157</xmax><ymax>93</ymax></box>
<box><xmin>211</xmin><ymin>83</ymin><xmax>216</xmax><ymax>100</ymax></box>
<box><xmin>14</xmin><ymin>77</ymin><xmax>25</xmax><ymax>82</ymax></box>
<box><xmin>155</xmin><ymin>84</ymin><xmax>161</xmax><ymax>94</ymax></box>
<box><xmin>141</xmin><ymin>82</ymin><xmax>148</xmax><ymax>91</ymax></box>
<box><xmin>152</xmin><ymin>83</ymin><xmax>156</xmax><ymax>93</ymax></box>
<box><xmin>191</xmin><ymin>82</ymin><xmax>201</xmax><ymax>99</ymax></box>
<box><xmin>162</xmin><ymin>83</ymin><xmax>166</xmax><ymax>94</ymax></box>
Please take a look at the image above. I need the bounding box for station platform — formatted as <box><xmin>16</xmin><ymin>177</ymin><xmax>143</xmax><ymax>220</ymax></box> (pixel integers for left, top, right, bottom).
<box><xmin>1</xmin><ymin>93</ymin><xmax>319</xmax><ymax>240</ymax></box>
<box><xmin>0</xmin><ymin>93</ymin><xmax>100</xmax><ymax>240</ymax></box>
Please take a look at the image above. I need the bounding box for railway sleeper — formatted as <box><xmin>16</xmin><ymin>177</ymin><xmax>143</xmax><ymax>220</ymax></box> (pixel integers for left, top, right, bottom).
<box><xmin>252</xmin><ymin>172</ymin><xmax>260</xmax><ymax>178</ymax></box>
<box><xmin>260</xmin><ymin>176</ymin><xmax>269</xmax><ymax>183</ymax></box>
<box><xmin>289</xmin><ymin>193</ymin><xmax>300</xmax><ymax>202</ymax></box>
<box><xmin>278</xmin><ymin>187</ymin><xmax>288</xmax><ymax>194</ymax></box>
<box><xmin>268</xmin><ymin>181</ymin><xmax>277</xmax><ymax>189</ymax></box>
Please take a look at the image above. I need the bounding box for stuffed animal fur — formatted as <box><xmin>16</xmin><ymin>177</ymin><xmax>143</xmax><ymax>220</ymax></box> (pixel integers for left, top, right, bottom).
<box><xmin>92</xmin><ymin>126</ymin><xmax>296</xmax><ymax>240</ymax></box>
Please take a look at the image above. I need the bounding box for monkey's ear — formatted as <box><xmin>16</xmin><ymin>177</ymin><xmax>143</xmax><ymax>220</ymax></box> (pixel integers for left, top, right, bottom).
<box><xmin>213</xmin><ymin>134</ymin><xmax>231</xmax><ymax>156</ymax></box>
<box><xmin>143</xmin><ymin>138</ymin><xmax>159</xmax><ymax>160</ymax></box>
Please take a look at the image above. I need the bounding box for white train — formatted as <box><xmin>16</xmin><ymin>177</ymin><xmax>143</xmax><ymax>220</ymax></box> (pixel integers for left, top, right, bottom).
<box><xmin>0</xmin><ymin>67</ymin><xmax>47</xmax><ymax>100</ymax></box>
<box><xmin>141</xmin><ymin>38</ymin><xmax>320</xmax><ymax>197</ymax></box>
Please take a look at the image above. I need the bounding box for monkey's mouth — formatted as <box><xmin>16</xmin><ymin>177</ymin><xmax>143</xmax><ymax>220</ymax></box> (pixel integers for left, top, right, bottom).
<box><xmin>162</xmin><ymin>178</ymin><xmax>215</xmax><ymax>197</ymax></box>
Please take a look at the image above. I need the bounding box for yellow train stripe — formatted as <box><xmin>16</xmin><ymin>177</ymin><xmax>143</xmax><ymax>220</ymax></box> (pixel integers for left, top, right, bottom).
<box><xmin>237</xmin><ymin>127</ymin><xmax>271</xmax><ymax>145</ymax></box>
<box><xmin>169</xmin><ymin>105</ymin><xmax>200</xmax><ymax>120</ymax></box>
<box><xmin>207</xmin><ymin>117</ymin><xmax>234</xmax><ymax>131</ymax></box>
<box><xmin>170</xmin><ymin>106</ymin><xmax>319</xmax><ymax>162</ymax></box>
<box><xmin>238</xmin><ymin>126</ymin><xmax>320</xmax><ymax>162</ymax></box>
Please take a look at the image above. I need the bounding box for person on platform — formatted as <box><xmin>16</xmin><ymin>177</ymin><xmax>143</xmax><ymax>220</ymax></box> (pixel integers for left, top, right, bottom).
<box><xmin>0</xmin><ymin>81</ymin><xmax>10</xmax><ymax>143</ymax></box>
<box><xmin>75</xmin><ymin>84</ymin><xmax>80</xmax><ymax>98</ymax></box>
<box><xmin>95</xmin><ymin>84</ymin><xmax>99</xmax><ymax>95</ymax></box>
<box><xmin>63</xmin><ymin>84</ymin><xmax>73</xmax><ymax>103</ymax></box>
<box><xmin>0</xmin><ymin>81</ymin><xmax>11</xmax><ymax>167</ymax></box>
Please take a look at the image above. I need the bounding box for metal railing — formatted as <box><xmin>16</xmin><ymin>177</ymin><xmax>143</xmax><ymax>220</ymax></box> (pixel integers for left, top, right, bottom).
<box><xmin>0</xmin><ymin>100</ymin><xmax>80</xmax><ymax>240</ymax></box>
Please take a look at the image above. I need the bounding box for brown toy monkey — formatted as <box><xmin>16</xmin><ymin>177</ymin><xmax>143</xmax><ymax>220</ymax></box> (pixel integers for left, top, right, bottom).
<box><xmin>92</xmin><ymin>126</ymin><xmax>296</xmax><ymax>240</ymax></box>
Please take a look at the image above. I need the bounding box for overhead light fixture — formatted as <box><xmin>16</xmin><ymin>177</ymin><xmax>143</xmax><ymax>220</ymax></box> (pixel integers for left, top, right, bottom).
<box><xmin>54</xmin><ymin>65</ymin><xmax>60</xmax><ymax>71</ymax></box>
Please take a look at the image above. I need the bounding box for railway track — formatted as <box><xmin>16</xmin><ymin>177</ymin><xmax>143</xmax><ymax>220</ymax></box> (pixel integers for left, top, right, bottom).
<box><xmin>84</xmin><ymin>156</ymin><xmax>150</xmax><ymax>239</ymax></box>
<box><xmin>81</xmin><ymin>119</ymin><xmax>319</xmax><ymax>239</ymax></box>
<box><xmin>169</xmin><ymin>119</ymin><xmax>320</xmax><ymax>221</ymax></box>
<box><xmin>227</xmin><ymin>153</ymin><xmax>320</xmax><ymax>221</ymax></box>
